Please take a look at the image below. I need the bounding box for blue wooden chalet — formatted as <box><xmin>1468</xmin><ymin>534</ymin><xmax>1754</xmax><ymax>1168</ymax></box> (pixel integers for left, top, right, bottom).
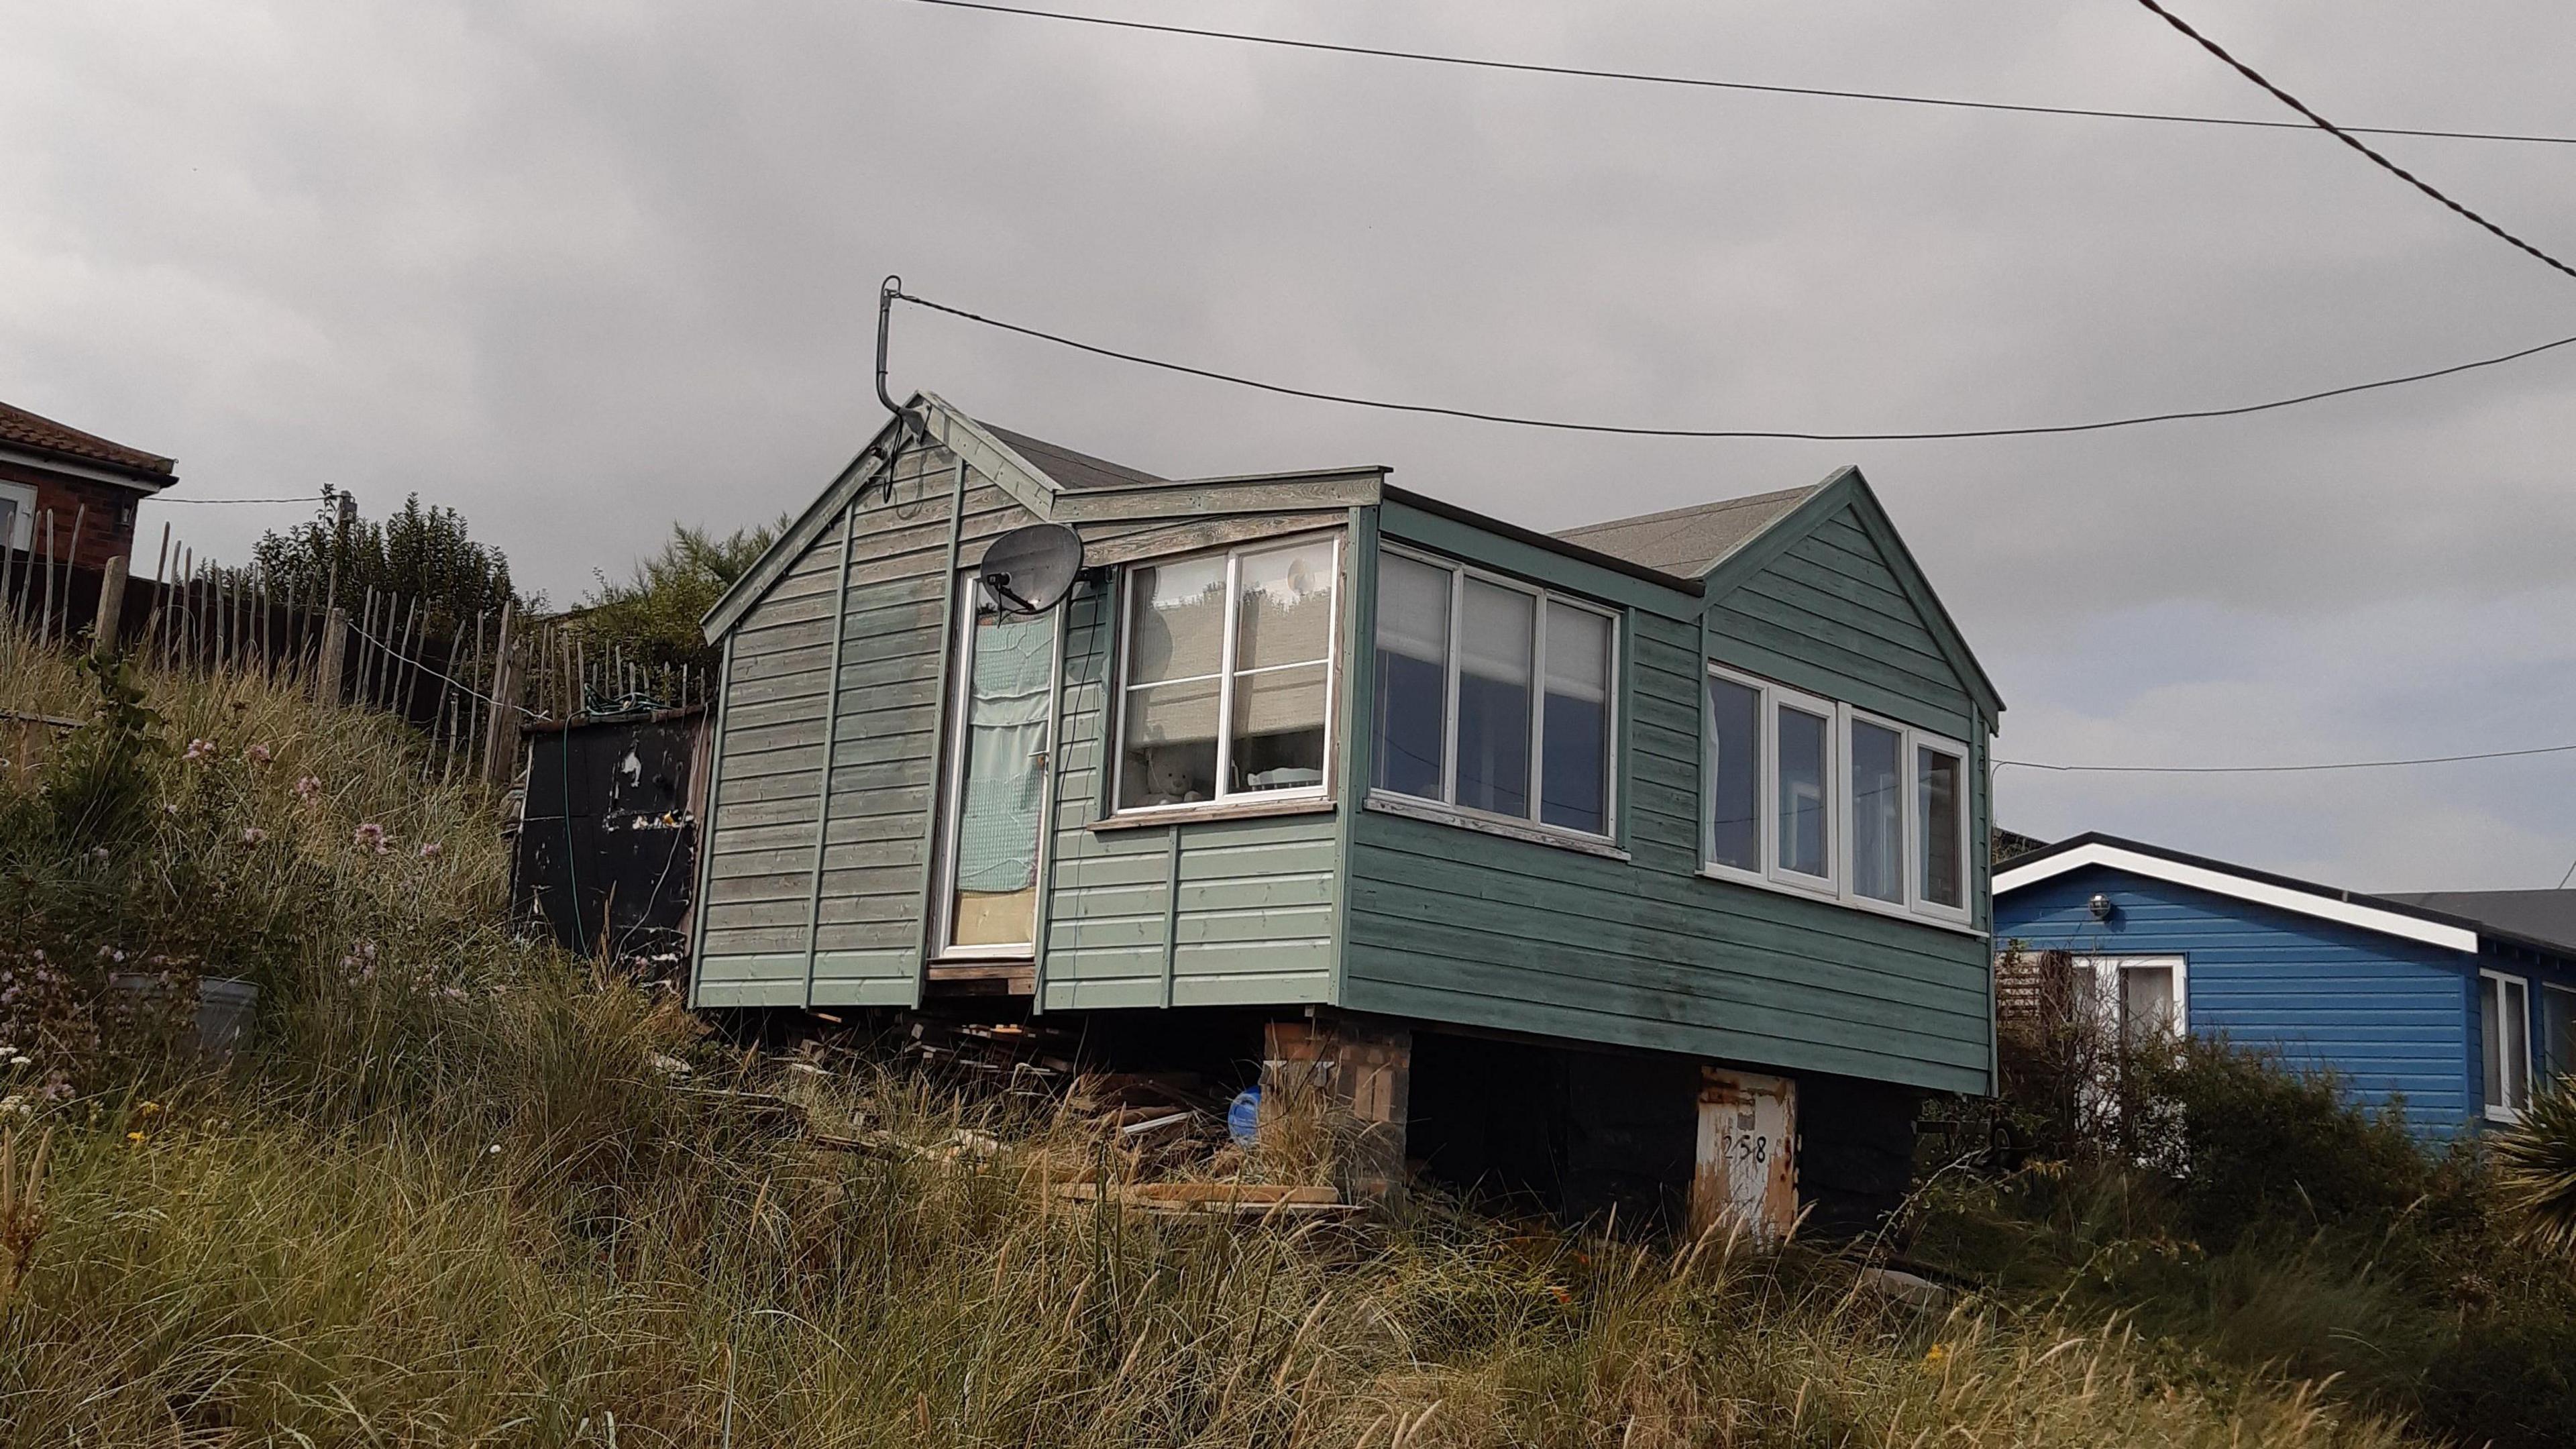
<box><xmin>684</xmin><ymin>394</ymin><xmax>2006</xmax><ymax>1225</ymax></box>
<box><xmin>1994</xmin><ymin>833</ymin><xmax>2576</xmax><ymax>1140</ymax></box>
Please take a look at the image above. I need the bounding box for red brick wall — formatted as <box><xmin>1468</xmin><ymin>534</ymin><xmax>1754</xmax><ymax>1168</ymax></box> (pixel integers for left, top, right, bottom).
<box><xmin>0</xmin><ymin>458</ymin><xmax>154</xmax><ymax>570</ymax></box>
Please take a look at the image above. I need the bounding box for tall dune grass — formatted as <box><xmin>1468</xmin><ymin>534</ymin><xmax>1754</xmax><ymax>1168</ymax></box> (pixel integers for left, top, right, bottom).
<box><xmin>0</xmin><ymin>630</ymin><xmax>2423</xmax><ymax>1446</ymax></box>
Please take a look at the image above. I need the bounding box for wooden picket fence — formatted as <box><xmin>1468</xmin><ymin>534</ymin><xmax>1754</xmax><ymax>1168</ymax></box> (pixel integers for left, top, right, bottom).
<box><xmin>1</xmin><ymin>510</ymin><xmax>706</xmax><ymax>785</ymax></box>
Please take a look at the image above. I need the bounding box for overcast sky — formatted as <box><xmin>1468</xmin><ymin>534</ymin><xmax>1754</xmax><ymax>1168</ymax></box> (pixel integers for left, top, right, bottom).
<box><xmin>5</xmin><ymin>1</ymin><xmax>2572</xmax><ymax>891</ymax></box>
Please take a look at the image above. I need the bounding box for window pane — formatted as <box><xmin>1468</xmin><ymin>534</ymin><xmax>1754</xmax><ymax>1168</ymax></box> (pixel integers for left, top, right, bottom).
<box><xmin>1126</xmin><ymin>555</ymin><xmax>1228</xmax><ymax>686</ymax></box>
<box><xmin>2121</xmin><ymin>965</ymin><xmax>2178</xmax><ymax>1043</ymax></box>
<box><xmin>1457</xmin><ymin>580</ymin><xmax>1534</xmax><ymax>817</ymax></box>
<box><xmin>1119</xmin><ymin>677</ymin><xmax>1218</xmax><ymax>808</ymax></box>
<box><xmin>1236</xmin><ymin>541</ymin><xmax>1336</xmax><ymax>671</ymax></box>
<box><xmin>1851</xmin><ymin>720</ymin><xmax>1902</xmax><ymax>902</ymax></box>
<box><xmin>2504</xmin><ymin>979</ymin><xmax>2531</xmax><ymax>1110</ymax></box>
<box><xmin>1373</xmin><ymin>555</ymin><xmax>1450</xmax><ymax>799</ymax></box>
<box><xmin>2546</xmin><ymin>989</ymin><xmax>2576</xmax><ymax>1079</ymax></box>
<box><xmin>1232</xmin><ymin>663</ymin><xmax>1328</xmax><ymax>792</ymax></box>
<box><xmin>1707</xmin><ymin>677</ymin><xmax>1761</xmax><ymax>871</ymax></box>
<box><xmin>1917</xmin><ymin>746</ymin><xmax>1966</xmax><ymax>909</ymax></box>
<box><xmin>1540</xmin><ymin>605</ymin><xmax>1611</xmax><ymax>833</ymax></box>
<box><xmin>1776</xmin><ymin>704</ymin><xmax>1830</xmax><ymax>878</ymax></box>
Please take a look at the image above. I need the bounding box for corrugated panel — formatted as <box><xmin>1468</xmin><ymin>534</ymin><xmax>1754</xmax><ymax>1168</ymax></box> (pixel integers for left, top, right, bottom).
<box><xmin>1995</xmin><ymin>866</ymin><xmax>2493</xmax><ymax>1138</ymax></box>
<box><xmin>1342</xmin><ymin>532</ymin><xmax>1996</xmax><ymax>1096</ymax></box>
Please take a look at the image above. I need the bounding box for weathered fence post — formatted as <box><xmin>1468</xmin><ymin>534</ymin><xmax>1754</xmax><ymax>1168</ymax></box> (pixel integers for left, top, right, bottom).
<box><xmin>92</xmin><ymin>555</ymin><xmax>127</xmax><ymax>651</ymax></box>
<box><xmin>482</xmin><ymin>602</ymin><xmax>519</xmax><ymax>786</ymax></box>
<box><xmin>317</xmin><ymin>606</ymin><xmax>348</xmax><ymax>704</ymax></box>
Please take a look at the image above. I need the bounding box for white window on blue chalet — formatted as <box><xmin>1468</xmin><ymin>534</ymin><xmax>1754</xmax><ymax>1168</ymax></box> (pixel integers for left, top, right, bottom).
<box><xmin>1115</xmin><ymin>535</ymin><xmax>1340</xmax><ymax>812</ymax></box>
<box><xmin>2482</xmin><ymin>970</ymin><xmax>2532</xmax><ymax>1123</ymax></box>
<box><xmin>1371</xmin><ymin>548</ymin><xmax>1617</xmax><ymax>839</ymax></box>
<box><xmin>1704</xmin><ymin>661</ymin><xmax>1973</xmax><ymax>927</ymax></box>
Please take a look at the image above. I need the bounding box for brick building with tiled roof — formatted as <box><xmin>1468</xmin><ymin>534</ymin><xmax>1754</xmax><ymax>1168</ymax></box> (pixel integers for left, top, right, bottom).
<box><xmin>0</xmin><ymin>399</ymin><xmax>177</xmax><ymax>570</ymax></box>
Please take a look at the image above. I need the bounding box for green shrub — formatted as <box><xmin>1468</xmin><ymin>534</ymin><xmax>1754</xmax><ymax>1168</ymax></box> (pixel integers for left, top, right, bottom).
<box><xmin>2133</xmin><ymin>1036</ymin><xmax>2429</xmax><ymax>1248</ymax></box>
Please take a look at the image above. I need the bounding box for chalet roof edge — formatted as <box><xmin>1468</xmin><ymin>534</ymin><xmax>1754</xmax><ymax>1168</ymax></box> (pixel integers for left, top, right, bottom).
<box><xmin>1990</xmin><ymin>832</ymin><xmax>2574</xmax><ymax>959</ymax></box>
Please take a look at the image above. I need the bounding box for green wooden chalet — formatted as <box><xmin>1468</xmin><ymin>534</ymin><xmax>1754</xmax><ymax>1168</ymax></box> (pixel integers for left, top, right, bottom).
<box><xmin>690</xmin><ymin>394</ymin><xmax>2004</xmax><ymax>1225</ymax></box>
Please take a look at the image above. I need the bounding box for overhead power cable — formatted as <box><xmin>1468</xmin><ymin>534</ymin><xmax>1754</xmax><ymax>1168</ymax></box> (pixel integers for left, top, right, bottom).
<box><xmin>904</xmin><ymin>0</ymin><xmax>2576</xmax><ymax>147</ymax></box>
<box><xmin>890</xmin><ymin>289</ymin><xmax>2576</xmax><ymax>442</ymax></box>
<box><xmin>2131</xmin><ymin>0</ymin><xmax>2576</xmax><ymax>284</ymax></box>
<box><xmin>150</xmin><ymin>494</ymin><xmax>323</xmax><ymax>505</ymax></box>
<box><xmin>1997</xmin><ymin>741</ymin><xmax>2576</xmax><ymax>775</ymax></box>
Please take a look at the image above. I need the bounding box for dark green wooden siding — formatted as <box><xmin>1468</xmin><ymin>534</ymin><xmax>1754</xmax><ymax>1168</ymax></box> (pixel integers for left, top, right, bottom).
<box><xmin>1342</xmin><ymin>498</ymin><xmax>1995</xmax><ymax>1094</ymax></box>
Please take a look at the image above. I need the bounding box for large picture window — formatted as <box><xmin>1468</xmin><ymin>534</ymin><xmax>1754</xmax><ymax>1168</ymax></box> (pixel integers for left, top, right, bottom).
<box><xmin>1114</xmin><ymin>535</ymin><xmax>1339</xmax><ymax>812</ymax></box>
<box><xmin>1371</xmin><ymin>548</ymin><xmax>1619</xmax><ymax>839</ymax></box>
<box><xmin>1704</xmin><ymin>662</ymin><xmax>1974</xmax><ymax>926</ymax></box>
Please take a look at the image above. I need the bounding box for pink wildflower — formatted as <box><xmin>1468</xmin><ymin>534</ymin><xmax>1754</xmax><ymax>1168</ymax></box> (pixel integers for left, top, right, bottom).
<box><xmin>294</xmin><ymin>775</ymin><xmax>322</xmax><ymax>803</ymax></box>
<box><xmin>353</xmin><ymin>822</ymin><xmax>390</xmax><ymax>853</ymax></box>
<box><xmin>419</xmin><ymin>842</ymin><xmax>443</xmax><ymax>860</ymax></box>
<box><xmin>182</xmin><ymin>737</ymin><xmax>217</xmax><ymax>763</ymax></box>
<box><xmin>239</xmin><ymin>827</ymin><xmax>268</xmax><ymax>847</ymax></box>
<box><xmin>245</xmin><ymin>743</ymin><xmax>272</xmax><ymax>765</ymax></box>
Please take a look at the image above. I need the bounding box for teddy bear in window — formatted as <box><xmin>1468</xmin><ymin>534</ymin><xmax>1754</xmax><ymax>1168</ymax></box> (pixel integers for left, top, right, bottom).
<box><xmin>1134</xmin><ymin>746</ymin><xmax>1205</xmax><ymax>806</ymax></box>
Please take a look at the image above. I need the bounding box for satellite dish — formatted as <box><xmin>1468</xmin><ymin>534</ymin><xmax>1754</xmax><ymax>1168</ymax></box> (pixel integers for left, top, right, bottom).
<box><xmin>977</xmin><ymin>523</ymin><xmax>1083</xmax><ymax>616</ymax></box>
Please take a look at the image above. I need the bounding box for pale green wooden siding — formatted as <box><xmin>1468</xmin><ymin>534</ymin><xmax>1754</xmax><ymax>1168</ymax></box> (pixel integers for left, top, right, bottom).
<box><xmin>1342</xmin><ymin>502</ymin><xmax>1995</xmax><ymax>1095</ymax></box>
<box><xmin>695</xmin><ymin>508</ymin><xmax>851</xmax><ymax>1006</ymax></box>
<box><xmin>1037</xmin><ymin>564</ymin><xmax>1340</xmax><ymax>1011</ymax></box>
<box><xmin>696</xmin><ymin>440</ymin><xmax>1051</xmax><ymax>1008</ymax></box>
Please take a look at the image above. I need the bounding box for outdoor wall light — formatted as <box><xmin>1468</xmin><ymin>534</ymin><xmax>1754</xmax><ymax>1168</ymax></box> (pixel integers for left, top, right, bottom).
<box><xmin>2088</xmin><ymin>893</ymin><xmax>2116</xmax><ymax>923</ymax></box>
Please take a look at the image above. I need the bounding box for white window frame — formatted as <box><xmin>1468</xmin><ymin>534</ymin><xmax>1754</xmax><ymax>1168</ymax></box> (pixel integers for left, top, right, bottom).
<box><xmin>2074</xmin><ymin>954</ymin><xmax>2190</xmax><ymax>1042</ymax></box>
<box><xmin>1701</xmin><ymin>662</ymin><xmax>1978</xmax><ymax>930</ymax></box>
<box><xmin>2544</xmin><ymin>983</ymin><xmax>2576</xmax><ymax>1080</ymax></box>
<box><xmin>0</xmin><ymin>480</ymin><xmax>35</xmax><ymax>552</ymax></box>
<box><xmin>2482</xmin><ymin>969</ymin><xmax>2532</xmax><ymax>1124</ymax></box>
<box><xmin>1367</xmin><ymin>542</ymin><xmax>1622</xmax><ymax>844</ymax></box>
<box><xmin>1910</xmin><ymin>730</ymin><xmax>1976</xmax><ymax>928</ymax></box>
<box><xmin>1110</xmin><ymin>532</ymin><xmax>1341</xmax><ymax>818</ymax></box>
<box><xmin>1768</xmin><ymin>683</ymin><xmax>1840</xmax><ymax>898</ymax></box>
<box><xmin>930</xmin><ymin>572</ymin><xmax>1060</xmax><ymax>961</ymax></box>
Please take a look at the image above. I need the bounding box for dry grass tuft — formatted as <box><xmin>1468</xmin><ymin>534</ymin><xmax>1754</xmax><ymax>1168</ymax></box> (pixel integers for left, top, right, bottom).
<box><xmin>0</xmin><ymin>630</ymin><xmax>2430</xmax><ymax>1446</ymax></box>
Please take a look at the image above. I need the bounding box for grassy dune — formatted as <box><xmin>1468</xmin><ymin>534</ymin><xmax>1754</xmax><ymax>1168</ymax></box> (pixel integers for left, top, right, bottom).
<box><xmin>0</xmin><ymin>631</ymin><xmax>2421</xmax><ymax>1447</ymax></box>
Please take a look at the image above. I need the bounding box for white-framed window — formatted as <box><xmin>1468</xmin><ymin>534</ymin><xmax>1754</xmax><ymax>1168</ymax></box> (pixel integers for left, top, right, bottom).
<box><xmin>0</xmin><ymin>480</ymin><xmax>35</xmax><ymax>552</ymax></box>
<box><xmin>2482</xmin><ymin>969</ymin><xmax>2532</xmax><ymax>1123</ymax></box>
<box><xmin>2544</xmin><ymin>983</ymin><xmax>2576</xmax><ymax>1080</ymax></box>
<box><xmin>1369</xmin><ymin>545</ymin><xmax>1619</xmax><ymax>839</ymax></box>
<box><xmin>1113</xmin><ymin>533</ymin><xmax>1340</xmax><ymax>814</ymax></box>
<box><xmin>2073</xmin><ymin>955</ymin><xmax>2188</xmax><ymax>1044</ymax></box>
<box><xmin>1703</xmin><ymin>663</ymin><xmax>1974</xmax><ymax>926</ymax></box>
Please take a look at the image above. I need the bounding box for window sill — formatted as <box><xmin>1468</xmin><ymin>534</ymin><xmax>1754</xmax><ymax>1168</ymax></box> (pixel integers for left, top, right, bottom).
<box><xmin>1364</xmin><ymin>791</ymin><xmax>1630</xmax><ymax>861</ymax></box>
<box><xmin>1089</xmin><ymin>795</ymin><xmax>1336</xmax><ymax>831</ymax></box>
<box><xmin>2484</xmin><ymin>1106</ymin><xmax>2526</xmax><ymax>1126</ymax></box>
<box><xmin>1694</xmin><ymin>867</ymin><xmax>1990</xmax><ymax>938</ymax></box>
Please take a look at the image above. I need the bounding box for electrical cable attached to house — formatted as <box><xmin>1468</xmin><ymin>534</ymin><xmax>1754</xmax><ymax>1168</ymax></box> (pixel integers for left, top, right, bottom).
<box><xmin>1997</xmin><ymin>741</ymin><xmax>2576</xmax><ymax>775</ymax></box>
<box><xmin>903</xmin><ymin>0</ymin><xmax>2576</xmax><ymax>148</ymax></box>
<box><xmin>887</xmin><ymin>288</ymin><xmax>2576</xmax><ymax>442</ymax></box>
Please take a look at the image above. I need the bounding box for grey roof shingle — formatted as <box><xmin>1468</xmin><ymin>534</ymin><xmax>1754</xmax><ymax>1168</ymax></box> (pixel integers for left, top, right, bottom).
<box><xmin>1550</xmin><ymin>484</ymin><xmax>1821</xmax><ymax>578</ymax></box>
<box><xmin>979</xmin><ymin>421</ymin><xmax>1167</xmax><ymax>492</ymax></box>
<box><xmin>2381</xmin><ymin>890</ymin><xmax>2576</xmax><ymax>957</ymax></box>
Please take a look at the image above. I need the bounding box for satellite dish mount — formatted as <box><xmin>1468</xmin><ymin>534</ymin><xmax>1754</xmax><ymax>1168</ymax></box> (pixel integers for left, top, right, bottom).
<box><xmin>977</xmin><ymin>524</ymin><xmax>1084</xmax><ymax>618</ymax></box>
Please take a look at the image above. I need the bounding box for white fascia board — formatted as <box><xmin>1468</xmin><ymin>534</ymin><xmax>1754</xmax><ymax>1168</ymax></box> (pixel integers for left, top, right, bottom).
<box><xmin>0</xmin><ymin>445</ymin><xmax>167</xmax><ymax>492</ymax></box>
<box><xmin>1993</xmin><ymin>842</ymin><xmax>2478</xmax><ymax>954</ymax></box>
